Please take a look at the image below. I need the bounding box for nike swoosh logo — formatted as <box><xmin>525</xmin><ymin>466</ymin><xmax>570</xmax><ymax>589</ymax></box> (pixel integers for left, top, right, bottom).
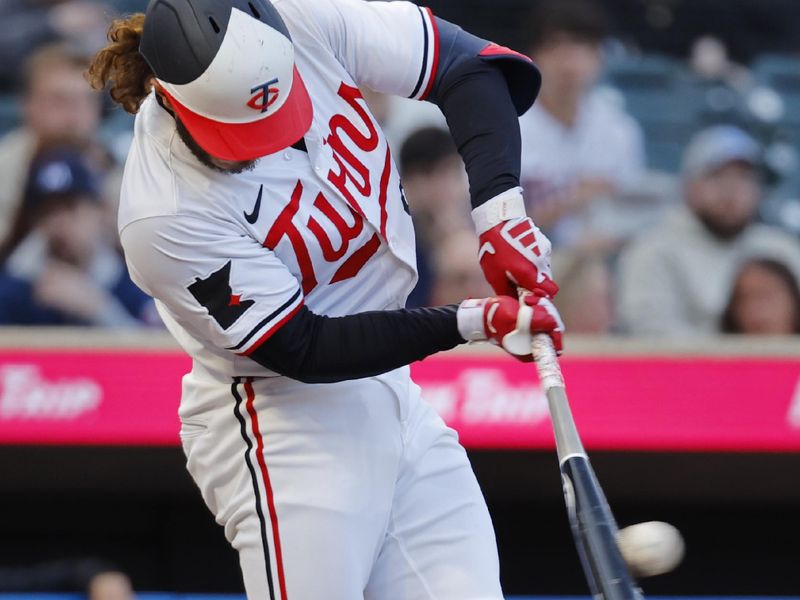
<box><xmin>244</xmin><ymin>185</ymin><xmax>263</xmax><ymax>224</ymax></box>
<box><xmin>478</xmin><ymin>241</ymin><xmax>496</xmax><ymax>261</ymax></box>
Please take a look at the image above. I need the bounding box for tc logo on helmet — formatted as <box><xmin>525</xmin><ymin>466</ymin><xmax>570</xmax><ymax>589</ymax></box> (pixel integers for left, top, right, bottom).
<box><xmin>247</xmin><ymin>78</ymin><xmax>280</xmax><ymax>113</ymax></box>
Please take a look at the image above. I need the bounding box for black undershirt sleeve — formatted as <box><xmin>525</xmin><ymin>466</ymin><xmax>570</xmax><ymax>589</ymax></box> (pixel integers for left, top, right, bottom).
<box><xmin>435</xmin><ymin>57</ymin><xmax>523</xmax><ymax>209</ymax></box>
<box><xmin>248</xmin><ymin>304</ymin><xmax>464</xmax><ymax>384</ymax></box>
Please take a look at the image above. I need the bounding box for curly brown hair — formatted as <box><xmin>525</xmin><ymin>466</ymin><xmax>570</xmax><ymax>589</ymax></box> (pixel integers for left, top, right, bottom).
<box><xmin>85</xmin><ymin>14</ymin><xmax>153</xmax><ymax>114</ymax></box>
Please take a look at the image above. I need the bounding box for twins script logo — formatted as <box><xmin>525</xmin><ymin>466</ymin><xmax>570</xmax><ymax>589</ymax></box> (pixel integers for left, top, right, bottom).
<box><xmin>247</xmin><ymin>78</ymin><xmax>280</xmax><ymax>113</ymax></box>
<box><xmin>0</xmin><ymin>365</ymin><xmax>102</xmax><ymax>420</ymax></box>
<box><xmin>264</xmin><ymin>83</ymin><xmax>392</xmax><ymax>294</ymax></box>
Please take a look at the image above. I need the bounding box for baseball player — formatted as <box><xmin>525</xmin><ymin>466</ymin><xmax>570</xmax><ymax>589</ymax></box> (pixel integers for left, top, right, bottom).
<box><xmin>88</xmin><ymin>0</ymin><xmax>563</xmax><ymax>598</ymax></box>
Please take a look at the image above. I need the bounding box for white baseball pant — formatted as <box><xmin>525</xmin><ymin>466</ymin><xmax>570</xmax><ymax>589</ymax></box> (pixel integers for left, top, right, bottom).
<box><xmin>179</xmin><ymin>367</ymin><xmax>503</xmax><ymax>600</ymax></box>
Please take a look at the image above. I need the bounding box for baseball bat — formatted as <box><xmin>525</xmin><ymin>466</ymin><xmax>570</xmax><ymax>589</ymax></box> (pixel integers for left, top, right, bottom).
<box><xmin>532</xmin><ymin>334</ymin><xmax>644</xmax><ymax>600</ymax></box>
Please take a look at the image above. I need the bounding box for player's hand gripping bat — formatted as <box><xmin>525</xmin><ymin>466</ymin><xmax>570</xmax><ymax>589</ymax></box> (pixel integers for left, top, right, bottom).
<box><xmin>532</xmin><ymin>333</ymin><xmax>645</xmax><ymax>600</ymax></box>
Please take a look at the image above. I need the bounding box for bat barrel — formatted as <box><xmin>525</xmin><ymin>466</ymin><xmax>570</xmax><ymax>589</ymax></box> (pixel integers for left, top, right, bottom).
<box><xmin>532</xmin><ymin>334</ymin><xmax>645</xmax><ymax>600</ymax></box>
<box><xmin>564</xmin><ymin>456</ymin><xmax>645</xmax><ymax>600</ymax></box>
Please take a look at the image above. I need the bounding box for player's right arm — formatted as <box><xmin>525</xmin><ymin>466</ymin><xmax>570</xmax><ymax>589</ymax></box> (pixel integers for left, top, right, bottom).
<box><xmin>121</xmin><ymin>215</ymin><xmax>562</xmax><ymax>383</ymax></box>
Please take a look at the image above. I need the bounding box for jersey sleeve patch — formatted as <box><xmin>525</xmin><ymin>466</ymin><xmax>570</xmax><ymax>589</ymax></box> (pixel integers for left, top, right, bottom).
<box><xmin>188</xmin><ymin>261</ymin><xmax>255</xmax><ymax>330</ymax></box>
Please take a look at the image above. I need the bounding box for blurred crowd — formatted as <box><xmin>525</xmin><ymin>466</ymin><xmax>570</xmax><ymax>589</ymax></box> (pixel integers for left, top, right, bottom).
<box><xmin>1</xmin><ymin>0</ymin><xmax>800</xmax><ymax>337</ymax></box>
<box><xmin>0</xmin><ymin>0</ymin><xmax>154</xmax><ymax>327</ymax></box>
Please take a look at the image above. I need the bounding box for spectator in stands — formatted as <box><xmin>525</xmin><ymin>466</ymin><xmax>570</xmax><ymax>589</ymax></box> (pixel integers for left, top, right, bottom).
<box><xmin>0</xmin><ymin>147</ymin><xmax>155</xmax><ymax>326</ymax></box>
<box><xmin>88</xmin><ymin>571</ymin><xmax>135</xmax><ymax>600</ymax></box>
<box><xmin>520</xmin><ymin>0</ymin><xmax>646</xmax><ymax>249</ymax></box>
<box><xmin>618</xmin><ymin>125</ymin><xmax>800</xmax><ymax>337</ymax></box>
<box><xmin>0</xmin><ymin>557</ymin><xmax>134</xmax><ymax>600</ymax></box>
<box><xmin>721</xmin><ymin>258</ymin><xmax>800</xmax><ymax>335</ymax></box>
<box><xmin>400</xmin><ymin>127</ymin><xmax>471</xmax><ymax>307</ymax></box>
<box><xmin>0</xmin><ymin>0</ymin><xmax>112</xmax><ymax>90</ymax></box>
<box><xmin>0</xmin><ymin>44</ymin><xmax>106</xmax><ymax>247</ymax></box>
<box><xmin>430</xmin><ymin>229</ymin><xmax>492</xmax><ymax>306</ymax></box>
<box><xmin>551</xmin><ymin>250</ymin><xmax>614</xmax><ymax>334</ymax></box>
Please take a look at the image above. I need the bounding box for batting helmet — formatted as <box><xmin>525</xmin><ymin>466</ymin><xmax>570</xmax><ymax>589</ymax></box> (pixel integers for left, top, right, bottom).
<box><xmin>140</xmin><ymin>0</ymin><xmax>313</xmax><ymax>161</ymax></box>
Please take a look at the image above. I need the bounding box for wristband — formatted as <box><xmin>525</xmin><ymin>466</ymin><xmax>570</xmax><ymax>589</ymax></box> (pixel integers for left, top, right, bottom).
<box><xmin>456</xmin><ymin>299</ymin><xmax>488</xmax><ymax>342</ymax></box>
<box><xmin>471</xmin><ymin>187</ymin><xmax>526</xmax><ymax>234</ymax></box>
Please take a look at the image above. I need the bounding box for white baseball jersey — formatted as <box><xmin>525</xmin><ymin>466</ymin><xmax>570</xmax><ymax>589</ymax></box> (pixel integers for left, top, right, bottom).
<box><xmin>120</xmin><ymin>0</ymin><xmax>443</xmax><ymax>380</ymax></box>
<box><xmin>118</xmin><ymin>2</ymin><xmax>505</xmax><ymax>598</ymax></box>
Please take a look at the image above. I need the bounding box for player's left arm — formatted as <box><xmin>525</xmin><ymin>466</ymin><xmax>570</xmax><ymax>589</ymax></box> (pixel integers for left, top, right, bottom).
<box><xmin>309</xmin><ymin>0</ymin><xmax>557</xmax><ymax>298</ymax></box>
<box><xmin>422</xmin><ymin>16</ymin><xmax>557</xmax><ymax>298</ymax></box>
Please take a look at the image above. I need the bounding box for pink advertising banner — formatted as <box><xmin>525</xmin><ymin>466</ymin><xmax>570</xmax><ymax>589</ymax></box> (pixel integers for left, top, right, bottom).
<box><xmin>0</xmin><ymin>349</ymin><xmax>798</xmax><ymax>451</ymax></box>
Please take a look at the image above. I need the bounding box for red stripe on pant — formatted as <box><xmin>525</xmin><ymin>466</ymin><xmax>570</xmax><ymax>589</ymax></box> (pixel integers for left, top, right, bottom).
<box><xmin>244</xmin><ymin>379</ymin><xmax>289</xmax><ymax>600</ymax></box>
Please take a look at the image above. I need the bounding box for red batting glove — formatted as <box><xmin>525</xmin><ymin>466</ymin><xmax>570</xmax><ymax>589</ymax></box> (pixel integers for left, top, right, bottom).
<box><xmin>473</xmin><ymin>189</ymin><xmax>558</xmax><ymax>298</ymax></box>
<box><xmin>456</xmin><ymin>295</ymin><xmax>565</xmax><ymax>360</ymax></box>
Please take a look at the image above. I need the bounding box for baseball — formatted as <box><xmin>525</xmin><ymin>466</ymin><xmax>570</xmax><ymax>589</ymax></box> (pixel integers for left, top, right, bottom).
<box><xmin>616</xmin><ymin>521</ymin><xmax>685</xmax><ymax>577</ymax></box>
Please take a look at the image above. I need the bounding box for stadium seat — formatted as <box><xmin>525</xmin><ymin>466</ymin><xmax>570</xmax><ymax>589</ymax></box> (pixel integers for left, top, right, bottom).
<box><xmin>0</xmin><ymin>95</ymin><xmax>20</xmax><ymax>135</ymax></box>
<box><xmin>602</xmin><ymin>55</ymin><xmax>761</xmax><ymax>171</ymax></box>
<box><xmin>752</xmin><ymin>54</ymin><xmax>800</xmax><ymax>126</ymax></box>
<box><xmin>602</xmin><ymin>55</ymin><xmax>701</xmax><ymax>171</ymax></box>
<box><xmin>752</xmin><ymin>54</ymin><xmax>800</xmax><ymax>92</ymax></box>
<box><xmin>643</xmin><ymin>136</ymin><xmax>687</xmax><ymax>172</ymax></box>
<box><xmin>603</xmin><ymin>54</ymin><xmax>687</xmax><ymax>122</ymax></box>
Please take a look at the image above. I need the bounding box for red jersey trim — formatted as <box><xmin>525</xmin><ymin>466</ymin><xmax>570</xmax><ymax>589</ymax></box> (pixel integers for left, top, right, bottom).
<box><xmin>479</xmin><ymin>42</ymin><xmax>533</xmax><ymax>63</ymax></box>
<box><xmin>419</xmin><ymin>8</ymin><xmax>441</xmax><ymax>101</ymax></box>
<box><xmin>238</xmin><ymin>300</ymin><xmax>304</xmax><ymax>356</ymax></box>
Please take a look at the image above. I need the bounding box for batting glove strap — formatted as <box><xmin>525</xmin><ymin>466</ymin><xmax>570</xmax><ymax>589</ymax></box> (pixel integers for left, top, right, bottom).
<box><xmin>471</xmin><ymin>187</ymin><xmax>527</xmax><ymax>234</ymax></box>
<box><xmin>456</xmin><ymin>298</ymin><xmax>489</xmax><ymax>342</ymax></box>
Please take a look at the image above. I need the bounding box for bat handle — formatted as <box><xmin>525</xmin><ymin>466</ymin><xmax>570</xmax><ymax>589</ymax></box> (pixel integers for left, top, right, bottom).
<box><xmin>532</xmin><ymin>334</ymin><xmax>584</xmax><ymax>459</ymax></box>
<box><xmin>532</xmin><ymin>333</ymin><xmax>565</xmax><ymax>392</ymax></box>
